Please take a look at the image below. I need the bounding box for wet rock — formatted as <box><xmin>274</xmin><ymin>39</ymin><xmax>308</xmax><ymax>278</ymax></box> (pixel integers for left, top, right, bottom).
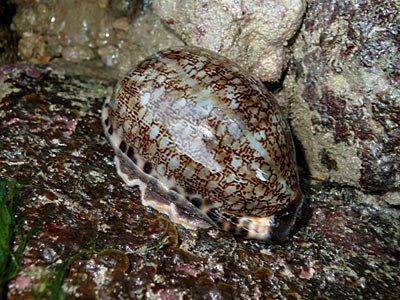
<box><xmin>383</xmin><ymin>191</ymin><xmax>400</xmax><ymax>206</ymax></box>
<box><xmin>0</xmin><ymin>62</ymin><xmax>399</xmax><ymax>299</ymax></box>
<box><xmin>277</xmin><ymin>0</ymin><xmax>400</xmax><ymax>192</ymax></box>
<box><xmin>10</xmin><ymin>0</ymin><xmax>182</xmax><ymax>78</ymax></box>
<box><xmin>10</xmin><ymin>0</ymin><xmax>305</xmax><ymax>82</ymax></box>
<box><xmin>17</xmin><ymin>32</ymin><xmax>45</xmax><ymax>60</ymax></box>
<box><xmin>152</xmin><ymin>0</ymin><xmax>306</xmax><ymax>82</ymax></box>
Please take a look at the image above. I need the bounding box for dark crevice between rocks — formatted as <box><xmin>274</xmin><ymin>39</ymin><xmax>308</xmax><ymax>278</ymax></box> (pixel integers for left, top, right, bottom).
<box><xmin>292</xmin><ymin>133</ymin><xmax>311</xmax><ymax>181</ymax></box>
<box><xmin>291</xmin><ymin>134</ymin><xmax>313</xmax><ymax>239</ymax></box>
<box><xmin>0</xmin><ymin>0</ymin><xmax>18</xmax><ymax>65</ymax></box>
<box><xmin>0</xmin><ymin>0</ymin><xmax>16</xmax><ymax>27</ymax></box>
<box><xmin>263</xmin><ymin>67</ymin><xmax>288</xmax><ymax>93</ymax></box>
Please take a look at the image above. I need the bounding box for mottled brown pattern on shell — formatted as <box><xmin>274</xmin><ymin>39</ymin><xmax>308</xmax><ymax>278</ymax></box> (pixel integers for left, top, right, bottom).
<box><xmin>108</xmin><ymin>46</ymin><xmax>301</xmax><ymax>218</ymax></box>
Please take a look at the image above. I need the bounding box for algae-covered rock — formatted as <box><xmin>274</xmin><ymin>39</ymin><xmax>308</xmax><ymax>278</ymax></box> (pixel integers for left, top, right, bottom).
<box><xmin>278</xmin><ymin>0</ymin><xmax>400</xmax><ymax>192</ymax></box>
<box><xmin>0</xmin><ymin>62</ymin><xmax>399</xmax><ymax>299</ymax></box>
<box><xmin>2</xmin><ymin>0</ymin><xmax>400</xmax><ymax>298</ymax></box>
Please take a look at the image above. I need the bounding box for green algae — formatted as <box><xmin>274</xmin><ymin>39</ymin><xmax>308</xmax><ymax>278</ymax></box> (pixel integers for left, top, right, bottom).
<box><xmin>0</xmin><ymin>178</ymin><xmax>48</xmax><ymax>297</ymax></box>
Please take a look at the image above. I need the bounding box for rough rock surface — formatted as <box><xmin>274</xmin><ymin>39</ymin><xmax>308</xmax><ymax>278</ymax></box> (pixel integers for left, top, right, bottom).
<box><xmin>277</xmin><ymin>0</ymin><xmax>400</xmax><ymax>193</ymax></box>
<box><xmin>0</xmin><ymin>63</ymin><xmax>399</xmax><ymax>299</ymax></box>
<box><xmin>10</xmin><ymin>0</ymin><xmax>180</xmax><ymax>77</ymax></box>
<box><xmin>153</xmin><ymin>0</ymin><xmax>305</xmax><ymax>82</ymax></box>
<box><xmin>10</xmin><ymin>0</ymin><xmax>400</xmax><ymax>195</ymax></box>
<box><xmin>2</xmin><ymin>0</ymin><xmax>400</xmax><ymax>297</ymax></box>
<box><xmin>11</xmin><ymin>0</ymin><xmax>305</xmax><ymax>82</ymax></box>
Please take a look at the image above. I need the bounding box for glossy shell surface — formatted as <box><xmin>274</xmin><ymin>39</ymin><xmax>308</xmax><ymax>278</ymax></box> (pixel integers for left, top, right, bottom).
<box><xmin>102</xmin><ymin>46</ymin><xmax>304</xmax><ymax>242</ymax></box>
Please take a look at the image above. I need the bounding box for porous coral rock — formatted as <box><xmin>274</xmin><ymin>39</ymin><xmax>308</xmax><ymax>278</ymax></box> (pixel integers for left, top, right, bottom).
<box><xmin>152</xmin><ymin>0</ymin><xmax>306</xmax><ymax>82</ymax></box>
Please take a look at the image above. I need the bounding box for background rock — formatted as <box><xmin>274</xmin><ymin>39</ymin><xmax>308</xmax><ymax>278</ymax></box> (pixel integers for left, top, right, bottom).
<box><xmin>153</xmin><ymin>0</ymin><xmax>306</xmax><ymax>82</ymax></box>
<box><xmin>0</xmin><ymin>62</ymin><xmax>399</xmax><ymax>299</ymax></box>
<box><xmin>1</xmin><ymin>0</ymin><xmax>400</xmax><ymax>297</ymax></box>
<box><xmin>11</xmin><ymin>0</ymin><xmax>399</xmax><ymax>194</ymax></box>
<box><xmin>276</xmin><ymin>0</ymin><xmax>400</xmax><ymax>192</ymax></box>
<box><xmin>10</xmin><ymin>0</ymin><xmax>181</xmax><ymax>77</ymax></box>
<box><xmin>10</xmin><ymin>0</ymin><xmax>305</xmax><ymax>82</ymax></box>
